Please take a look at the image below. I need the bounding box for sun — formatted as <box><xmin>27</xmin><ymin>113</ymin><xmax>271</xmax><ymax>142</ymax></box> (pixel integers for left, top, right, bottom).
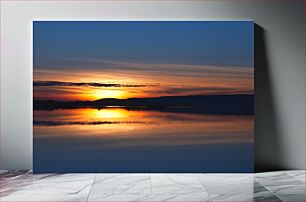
<box><xmin>91</xmin><ymin>89</ymin><xmax>127</xmax><ymax>100</ymax></box>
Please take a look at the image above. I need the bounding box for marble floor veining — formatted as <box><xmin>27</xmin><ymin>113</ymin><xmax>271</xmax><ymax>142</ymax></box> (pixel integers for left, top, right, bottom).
<box><xmin>0</xmin><ymin>170</ymin><xmax>305</xmax><ymax>202</ymax></box>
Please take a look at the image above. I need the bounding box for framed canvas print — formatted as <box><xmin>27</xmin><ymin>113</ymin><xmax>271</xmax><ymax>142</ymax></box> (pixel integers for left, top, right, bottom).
<box><xmin>33</xmin><ymin>21</ymin><xmax>254</xmax><ymax>173</ymax></box>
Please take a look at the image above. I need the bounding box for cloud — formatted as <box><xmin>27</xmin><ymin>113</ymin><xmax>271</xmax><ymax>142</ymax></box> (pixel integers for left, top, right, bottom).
<box><xmin>33</xmin><ymin>81</ymin><xmax>150</xmax><ymax>88</ymax></box>
<box><xmin>153</xmin><ymin>86</ymin><xmax>250</xmax><ymax>95</ymax></box>
<box><xmin>35</xmin><ymin>58</ymin><xmax>253</xmax><ymax>79</ymax></box>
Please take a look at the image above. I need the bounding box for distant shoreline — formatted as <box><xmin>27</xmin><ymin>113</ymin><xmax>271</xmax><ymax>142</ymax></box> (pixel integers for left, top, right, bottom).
<box><xmin>34</xmin><ymin>94</ymin><xmax>254</xmax><ymax>115</ymax></box>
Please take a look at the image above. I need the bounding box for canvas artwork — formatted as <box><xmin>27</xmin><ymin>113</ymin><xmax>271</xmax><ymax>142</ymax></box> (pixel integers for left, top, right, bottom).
<box><xmin>33</xmin><ymin>21</ymin><xmax>254</xmax><ymax>173</ymax></box>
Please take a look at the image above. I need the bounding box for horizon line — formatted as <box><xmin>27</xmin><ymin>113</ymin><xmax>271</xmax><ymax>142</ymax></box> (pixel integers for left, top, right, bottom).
<box><xmin>34</xmin><ymin>93</ymin><xmax>254</xmax><ymax>102</ymax></box>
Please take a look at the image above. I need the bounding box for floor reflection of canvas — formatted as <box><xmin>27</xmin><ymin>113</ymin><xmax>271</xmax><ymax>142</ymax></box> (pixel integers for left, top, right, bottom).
<box><xmin>33</xmin><ymin>21</ymin><xmax>254</xmax><ymax>173</ymax></box>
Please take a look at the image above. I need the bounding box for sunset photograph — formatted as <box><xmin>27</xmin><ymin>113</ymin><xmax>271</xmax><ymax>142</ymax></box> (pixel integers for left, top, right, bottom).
<box><xmin>33</xmin><ymin>21</ymin><xmax>254</xmax><ymax>173</ymax></box>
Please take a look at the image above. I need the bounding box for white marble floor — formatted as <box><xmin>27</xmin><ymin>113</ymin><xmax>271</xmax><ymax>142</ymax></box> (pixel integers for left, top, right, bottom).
<box><xmin>0</xmin><ymin>170</ymin><xmax>305</xmax><ymax>202</ymax></box>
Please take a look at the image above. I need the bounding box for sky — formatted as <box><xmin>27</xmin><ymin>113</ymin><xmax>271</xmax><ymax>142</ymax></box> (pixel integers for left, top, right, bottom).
<box><xmin>33</xmin><ymin>21</ymin><xmax>254</xmax><ymax>101</ymax></box>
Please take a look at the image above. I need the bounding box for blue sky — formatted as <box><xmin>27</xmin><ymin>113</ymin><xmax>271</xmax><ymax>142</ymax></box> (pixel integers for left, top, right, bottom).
<box><xmin>33</xmin><ymin>21</ymin><xmax>254</xmax><ymax>100</ymax></box>
<box><xmin>34</xmin><ymin>21</ymin><xmax>254</xmax><ymax>69</ymax></box>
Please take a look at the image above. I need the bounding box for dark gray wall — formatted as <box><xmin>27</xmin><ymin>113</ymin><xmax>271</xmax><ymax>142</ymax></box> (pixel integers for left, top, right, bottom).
<box><xmin>1</xmin><ymin>0</ymin><xmax>304</xmax><ymax>170</ymax></box>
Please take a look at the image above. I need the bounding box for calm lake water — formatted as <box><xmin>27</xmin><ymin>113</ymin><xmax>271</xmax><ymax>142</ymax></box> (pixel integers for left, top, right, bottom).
<box><xmin>33</xmin><ymin>108</ymin><xmax>254</xmax><ymax>173</ymax></box>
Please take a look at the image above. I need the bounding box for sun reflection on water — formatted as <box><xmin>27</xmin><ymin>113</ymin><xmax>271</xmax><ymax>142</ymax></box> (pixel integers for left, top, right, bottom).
<box><xmin>34</xmin><ymin>107</ymin><xmax>254</xmax><ymax>146</ymax></box>
<box><xmin>88</xmin><ymin>108</ymin><xmax>128</xmax><ymax>119</ymax></box>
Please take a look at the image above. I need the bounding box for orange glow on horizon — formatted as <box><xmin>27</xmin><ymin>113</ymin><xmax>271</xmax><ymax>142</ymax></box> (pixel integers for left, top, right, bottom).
<box><xmin>88</xmin><ymin>89</ymin><xmax>128</xmax><ymax>100</ymax></box>
<box><xmin>33</xmin><ymin>62</ymin><xmax>254</xmax><ymax>101</ymax></box>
